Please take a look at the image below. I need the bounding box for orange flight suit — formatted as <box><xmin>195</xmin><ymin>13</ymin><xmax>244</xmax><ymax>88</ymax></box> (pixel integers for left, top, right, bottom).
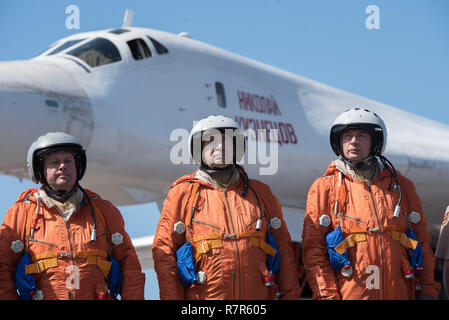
<box><xmin>302</xmin><ymin>163</ymin><xmax>440</xmax><ymax>299</ymax></box>
<box><xmin>153</xmin><ymin>169</ymin><xmax>301</xmax><ymax>300</ymax></box>
<box><xmin>0</xmin><ymin>188</ymin><xmax>145</xmax><ymax>300</ymax></box>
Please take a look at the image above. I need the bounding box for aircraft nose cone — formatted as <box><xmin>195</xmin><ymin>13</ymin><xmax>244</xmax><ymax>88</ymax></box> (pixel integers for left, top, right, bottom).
<box><xmin>0</xmin><ymin>60</ymin><xmax>86</xmax><ymax>95</ymax></box>
<box><xmin>0</xmin><ymin>60</ymin><xmax>74</xmax><ymax>130</ymax></box>
<box><xmin>0</xmin><ymin>60</ymin><xmax>94</xmax><ymax>177</ymax></box>
<box><xmin>0</xmin><ymin>60</ymin><xmax>38</xmax><ymax>92</ymax></box>
<box><xmin>0</xmin><ymin>61</ymin><xmax>46</xmax><ymax>177</ymax></box>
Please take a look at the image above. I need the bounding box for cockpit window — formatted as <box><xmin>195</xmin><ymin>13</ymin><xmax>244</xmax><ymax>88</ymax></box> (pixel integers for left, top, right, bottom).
<box><xmin>109</xmin><ymin>29</ymin><xmax>130</xmax><ymax>35</ymax></box>
<box><xmin>127</xmin><ymin>38</ymin><xmax>152</xmax><ymax>60</ymax></box>
<box><xmin>147</xmin><ymin>36</ymin><xmax>169</xmax><ymax>55</ymax></box>
<box><xmin>67</xmin><ymin>37</ymin><xmax>121</xmax><ymax>68</ymax></box>
<box><xmin>47</xmin><ymin>39</ymin><xmax>86</xmax><ymax>55</ymax></box>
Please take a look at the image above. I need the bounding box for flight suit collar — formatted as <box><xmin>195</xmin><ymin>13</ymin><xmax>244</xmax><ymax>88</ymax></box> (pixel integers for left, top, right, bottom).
<box><xmin>38</xmin><ymin>187</ymin><xmax>84</xmax><ymax>221</ymax></box>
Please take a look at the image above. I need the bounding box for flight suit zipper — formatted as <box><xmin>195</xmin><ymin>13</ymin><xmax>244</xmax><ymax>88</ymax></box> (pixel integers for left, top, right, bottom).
<box><xmin>334</xmin><ymin>213</ymin><xmax>366</xmax><ymax>224</ymax></box>
<box><xmin>192</xmin><ymin>219</ymin><xmax>221</xmax><ymax>230</ymax></box>
<box><xmin>64</xmin><ymin>219</ymin><xmax>77</xmax><ymax>300</ymax></box>
<box><xmin>224</xmin><ymin>189</ymin><xmax>241</xmax><ymax>300</ymax></box>
<box><xmin>366</xmin><ymin>182</ymin><xmax>385</xmax><ymax>300</ymax></box>
<box><xmin>28</xmin><ymin>238</ymin><xmax>59</xmax><ymax>248</ymax></box>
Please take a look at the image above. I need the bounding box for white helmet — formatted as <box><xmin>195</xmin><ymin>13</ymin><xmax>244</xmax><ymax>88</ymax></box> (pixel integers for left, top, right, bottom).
<box><xmin>27</xmin><ymin>132</ymin><xmax>87</xmax><ymax>184</ymax></box>
<box><xmin>330</xmin><ymin>108</ymin><xmax>387</xmax><ymax>157</ymax></box>
<box><xmin>188</xmin><ymin>115</ymin><xmax>245</xmax><ymax>164</ymax></box>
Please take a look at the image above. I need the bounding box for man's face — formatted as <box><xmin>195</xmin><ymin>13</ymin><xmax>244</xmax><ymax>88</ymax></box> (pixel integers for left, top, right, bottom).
<box><xmin>202</xmin><ymin>133</ymin><xmax>233</xmax><ymax>168</ymax></box>
<box><xmin>341</xmin><ymin>129</ymin><xmax>372</xmax><ymax>162</ymax></box>
<box><xmin>43</xmin><ymin>151</ymin><xmax>77</xmax><ymax>190</ymax></box>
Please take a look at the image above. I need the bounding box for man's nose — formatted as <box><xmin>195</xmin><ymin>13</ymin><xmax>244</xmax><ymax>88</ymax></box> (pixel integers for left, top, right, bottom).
<box><xmin>214</xmin><ymin>138</ymin><xmax>225</xmax><ymax>150</ymax></box>
<box><xmin>215</xmin><ymin>141</ymin><xmax>224</xmax><ymax>150</ymax></box>
<box><xmin>57</xmin><ymin>161</ymin><xmax>68</xmax><ymax>169</ymax></box>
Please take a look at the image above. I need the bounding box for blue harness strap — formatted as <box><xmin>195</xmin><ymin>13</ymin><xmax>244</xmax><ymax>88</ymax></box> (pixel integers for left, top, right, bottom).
<box><xmin>15</xmin><ymin>252</ymin><xmax>37</xmax><ymax>300</ymax></box>
<box><xmin>326</xmin><ymin>225</ymin><xmax>351</xmax><ymax>272</ymax></box>
<box><xmin>107</xmin><ymin>256</ymin><xmax>122</xmax><ymax>299</ymax></box>
<box><xmin>266</xmin><ymin>231</ymin><xmax>280</xmax><ymax>275</ymax></box>
<box><xmin>176</xmin><ymin>241</ymin><xmax>199</xmax><ymax>287</ymax></box>
<box><xmin>406</xmin><ymin>227</ymin><xmax>423</xmax><ymax>270</ymax></box>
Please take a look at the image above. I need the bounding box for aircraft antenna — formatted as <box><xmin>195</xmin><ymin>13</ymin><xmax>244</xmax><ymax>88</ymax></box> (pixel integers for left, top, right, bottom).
<box><xmin>123</xmin><ymin>9</ymin><xmax>134</xmax><ymax>28</ymax></box>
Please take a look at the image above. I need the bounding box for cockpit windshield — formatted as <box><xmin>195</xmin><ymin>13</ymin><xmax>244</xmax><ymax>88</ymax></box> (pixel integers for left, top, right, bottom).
<box><xmin>67</xmin><ymin>37</ymin><xmax>121</xmax><ymax>68</ymax></box>
<box><xmin>47</xmin><ymin>39</ymin><xmax>86</xmax><ymax>55</ymax></box>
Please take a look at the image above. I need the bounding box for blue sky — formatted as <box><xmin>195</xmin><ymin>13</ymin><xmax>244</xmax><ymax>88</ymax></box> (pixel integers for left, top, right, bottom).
<box><xmin>0</xmin><ymin>1</ymin><xmax>448</xmax><ymax>299</ymax></box>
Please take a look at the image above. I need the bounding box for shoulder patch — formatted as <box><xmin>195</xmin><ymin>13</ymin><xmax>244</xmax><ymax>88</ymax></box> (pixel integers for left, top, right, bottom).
<box><xmin>319</xmin><ymin>214</ymin><xmax>331</xmax><ymax>227</ymax></box>
<box><xmin>11</xmin><ymin>240</ymin><xmax>24</xmax><ymax>253</ymax></box>
<box><xmin>409</xmin><ymin>211</ymin><xmax>421</xmax><ymax>224</ymax></box>
<box><xmin>174</xmin><ymin>221</ymin><xmax>186</xmax><ymax>234</ymax></box>
<box><xmin>270</xmin><ymin>217</ymin><xmax>282</xmax><ymax>230</ymax></box>
<box><xmin>111</xmin><ymin>232</ymin><xmax>124</xmax><ymax>245</ymax></box>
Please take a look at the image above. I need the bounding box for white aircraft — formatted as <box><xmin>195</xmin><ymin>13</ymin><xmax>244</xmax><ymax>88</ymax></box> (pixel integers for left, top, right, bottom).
<box><xmin>1</xmin><ymin>12</ymin><xmax>449</xmax><ymax>273</ymax></box>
